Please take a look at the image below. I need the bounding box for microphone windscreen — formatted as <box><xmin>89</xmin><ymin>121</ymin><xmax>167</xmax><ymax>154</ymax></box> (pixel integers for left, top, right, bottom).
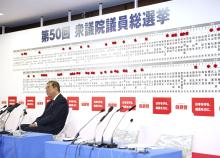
<box><xmin>14</xmin><ymin>103</ymin><xmax>21</xmax><ymax>108</ymax></box>
<box><xmin>0</xmin><ymin>105</ymin><xmax>7</xmax><ymax>110</ymax></box>
<box><xmin>7</xmin><ymin>105</ymin><xmax>12</xmax><ymax>108</ymax></box>
<box><xmin>6</xmin><ymin>105</ymin><xmax>14</xmax><ymax>112</ymax></box>
<box><xmin>129</xmin><ymin>105</ymin><xmax>136</xmax><ymax>111</ymax></box>
<box><xmin>100</xmin><ymin>109</ymin><xmax>105</xmax><ymax>112</ymax></box>
<box><xmin>23</xmin><ymin>109</ymin><xmax>27</xmax><ymax>115</ymax></box>
<box><xmin>108</xmin><ymin>106</ymin><xmax>114</xmax><ymax>113</ymax></box>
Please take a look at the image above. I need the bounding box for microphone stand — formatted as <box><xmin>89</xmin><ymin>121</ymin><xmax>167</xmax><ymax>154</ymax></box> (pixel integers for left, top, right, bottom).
<box><xmin>110</xmin><ymin>106</ymin><xmax>136</xmax><ymax>147</ymax></box>
<box><xmin>0</xmin><ymin>110</ymin><xmax>8</xmax><ymax>131</ymax></box>
<box><xmin>70</xmin><ymin>109</ymin><xmax>105</xmax><ymax>144</ymax></box>
<box><xmin>91</xmin><ymin>120</ymin><xmax>102</xmax><ymax>145</ymax></box>
<box><xmin>98</xmin><ymin>108</ymin><xmax>121</xmax><ymax>148</ymax></box>
<box><xmin>17</xmin><ymin>109</ymin><xmax>27</xmax><ymax>135</ymax></box>
<box><xmin>0</xmin><ymin>113</ymin><xmax>11</xmax><ymax>134</ymax></box>
<box><xmin>90</xmin><ymin>106</ymin><xmax>114</xmax><ymax>146</ymax></box>
<box><xmin>0</xmin><ymin>103</ymin><xmax>22</xmax><ymax>135</ymax></box>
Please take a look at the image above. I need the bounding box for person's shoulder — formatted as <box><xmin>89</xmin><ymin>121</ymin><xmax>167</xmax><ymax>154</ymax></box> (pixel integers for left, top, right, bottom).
<box><xmin>57</xmin><ymin>94</ymin><xmax>68</xmax><ymax>102</ymax></box>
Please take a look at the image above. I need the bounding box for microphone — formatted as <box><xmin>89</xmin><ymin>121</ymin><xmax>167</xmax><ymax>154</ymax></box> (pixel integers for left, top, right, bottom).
<box><xmin>70</xmin><ymin>109</ymin><xmax>105</xmax><ymax>144</ymax></box>
<box><xmin>23</xmin><ymin>109</ymin><xmax>27</xmax><ymax>115</ymax></box>
<box><xmin>99</xmin><ymin>106</ymin><xmax>114</xmax><ymax>122</ymax></box>
<box><xmin>7</xmin><ymin>103</ymin><xmax>21</xmax><ymax>112</ymax></box>
<box><xmin>0</xmin><ymin>105</ymin><xmax>7</xmax><ymax>115</ymax></box>
<box><xmin>110</xmin><ymin>105</ymin><xmax>136</xmax><ymax>146</ymax></box>
<box><xmin>92</xmin><ymin>106</ymin><xmax>114</xmax><ymax>144</ymax></box>
<box><xmin>0</xmin><ymin>105</ymin><xmax>13</xmax><ymax>117</ymax></box>
<box><xmin>0</xmin><ymin>105</ymin><xmax>7</xmax><ymax>110</ymax></box>
<box><xmin>99</xmin><ymin>107</ymin><xmax>122</xmax><ymax>147</ymax></box>
<box><xmin>0</xmin><ymin>103</ymin><xmax>21</xmax><ymax>118</ymax></box>
<box><xmin>17</xmin><ymin>108</ymin><xmax>28</xmax><ymax>135</ymax></box>
<box><xmin>0</xmin><ymin>103</ymin><xmax>21</xmax><ymax>135</ymax></box>
<box><xmin>128</xmin><ymin>105</ymin><xmax>136</xmax><ymax>111</ymax></box>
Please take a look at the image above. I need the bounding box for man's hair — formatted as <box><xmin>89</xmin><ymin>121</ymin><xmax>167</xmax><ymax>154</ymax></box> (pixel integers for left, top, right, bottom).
<box><xmin>47</xmin><ymin>80</ymin><xmax>60</xmax><ymax>92</ymax></box>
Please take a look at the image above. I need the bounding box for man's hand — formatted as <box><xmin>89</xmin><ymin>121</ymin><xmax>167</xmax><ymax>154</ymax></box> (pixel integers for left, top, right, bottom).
<box><xmin>29</xmin><ymin>122</ymin><xmax>38</xmax><ymax>128</ymax></box>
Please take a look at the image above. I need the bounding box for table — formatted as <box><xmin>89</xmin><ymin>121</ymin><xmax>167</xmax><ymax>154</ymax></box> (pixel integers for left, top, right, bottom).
<box><xmin>0</xmin><ymin>132</ymin><xmax>53</xmax><ymax>158</ymax></box>
<box><xmin>45</xmin><ymin>141</ymin><xmax>182</xmax><ymax>158</ymax></box>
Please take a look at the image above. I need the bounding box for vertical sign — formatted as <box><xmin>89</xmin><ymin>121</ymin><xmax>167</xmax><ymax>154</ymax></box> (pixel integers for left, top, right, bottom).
<box><xmin>26</xmin><ymin>96</ymin><xmax>36</xmax><ymax>109</ymax></box>
<box><xmin>92</xmin><ymin>97</ymin><xmax>105</xmax><ymax>111</ymax></box>
<box><xmin>8</xmin><ymin>96</ymin><xmax>17</xmax><ymax>105</ymax></box>
<box><xmin>153</xmin><ymin>97</ymin><xmax>171</xmax><ymax>114</ymax></box>
<box><xmin>67</xmin><ymin>97</ymin><xmax>79</xmax><ymax>110</ymax></box>
<box><xmin>192</xmin><ymin>98</ymin><xmax>214</xmax><ymax>116</ymax></box>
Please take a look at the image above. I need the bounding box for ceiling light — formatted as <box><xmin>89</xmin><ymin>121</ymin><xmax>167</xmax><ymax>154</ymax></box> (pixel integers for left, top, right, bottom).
<box><xmin>0</xmin><ymin>13</ymin><xmax>4</xmax><ymax>16</ymax></box>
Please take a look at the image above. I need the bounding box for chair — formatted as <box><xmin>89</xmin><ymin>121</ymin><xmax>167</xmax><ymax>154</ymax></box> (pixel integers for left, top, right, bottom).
<box><xmin>155</xmin><ymin>134</ymin><xmax>193</xmax><ymax>158</ymax></box>
<box><xmin>53</xmin><ymin>113</ymin><xmax>73</xmax><ymax>140</ymax></box>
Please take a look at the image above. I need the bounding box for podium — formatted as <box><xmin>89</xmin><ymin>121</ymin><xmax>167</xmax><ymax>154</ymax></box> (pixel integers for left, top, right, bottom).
<box><xmin>0</xmin><ymin>132</ymin><xmax>53</xmax><ymax>158</ymax></box>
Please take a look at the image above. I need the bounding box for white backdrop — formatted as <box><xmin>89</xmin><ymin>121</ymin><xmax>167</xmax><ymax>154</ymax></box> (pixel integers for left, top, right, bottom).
<box><xmin>0</xmin><ymin>0</ymin><xmax>220</xmax><ymax>156</ymax></box>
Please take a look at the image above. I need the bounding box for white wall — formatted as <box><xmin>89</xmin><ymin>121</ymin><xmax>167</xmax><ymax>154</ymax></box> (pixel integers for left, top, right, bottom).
<box><xmin>0</xmin><ymin>0</ymin><xmax>220</xmax><ymax>156</ymax></box>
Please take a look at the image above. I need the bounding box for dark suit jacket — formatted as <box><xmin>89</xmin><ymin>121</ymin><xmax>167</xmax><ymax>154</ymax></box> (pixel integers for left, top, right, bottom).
<box><xmin>35</xmin><ymin>94</ymin><xmax>69</xmax><ymax>134</ymax></box>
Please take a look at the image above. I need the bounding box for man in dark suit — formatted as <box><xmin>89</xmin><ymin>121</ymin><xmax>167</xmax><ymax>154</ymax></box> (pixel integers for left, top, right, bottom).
<box><xmin>21</xmin><ymin>80</ymin><xmax>69</xmax><ymax>134</ymax></box>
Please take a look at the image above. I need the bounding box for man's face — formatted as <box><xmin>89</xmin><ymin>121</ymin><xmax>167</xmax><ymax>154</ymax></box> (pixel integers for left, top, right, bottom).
<box><xmin>46</xmin><ymin>83</ymin><xmax>57</xmax><ymax>97</ymax></box>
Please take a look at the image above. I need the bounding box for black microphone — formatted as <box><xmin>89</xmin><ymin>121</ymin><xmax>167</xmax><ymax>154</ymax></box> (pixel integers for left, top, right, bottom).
<box><xmin>0</xmin><ymin>103</ymin><xmax>21</xmax><ymax>134</ymax></box>
<box><xmin>7</xmin><ymin>103</ymin><xmax>21</xmax><ymax>113</ymax></box>
<box><xmin>92</xmin><ymin>106</ymin><xmax>114</xmax><ymax>144</ymax></box>
<box><xmin>99</xmin><ymin>106</ymin><xmax>114</xmax><ymax>122</ymax></box>
<box><xmin>0</xmin><ymin>103</ymin><xmax>21</xmax><ymax>118</ymax></box>
<box><xmin>23</xmin><ymin>109</ymin><xmax>27</xmax><ymax>115</ymax></box>
<box><xmin>0</xmin><ymin>105</ymin><xmax>7</xmax><ymax>110</ymax></box>
<box><xmin>99</xmin><ymin>107</ymin><xmax>122</xmax><ymax>147</ymax></box>
<box><xmin>70</xmin><ymin>109</ymin><xmax>105</xmax><ymax>144</ymax></box>
<box><xmin>0</xmin><ymin>105</ymin><xmax>7</xmax><ymax>115</ymax></box>
<box><xmin>110</xmin><ymin>105</ymin><xmax>136</xmax><ymax>146</ymax></box>
<box><xmin>128</xmin><ymin>105</ymin><xmax>136</xmax><ymax>111</ymax></box>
